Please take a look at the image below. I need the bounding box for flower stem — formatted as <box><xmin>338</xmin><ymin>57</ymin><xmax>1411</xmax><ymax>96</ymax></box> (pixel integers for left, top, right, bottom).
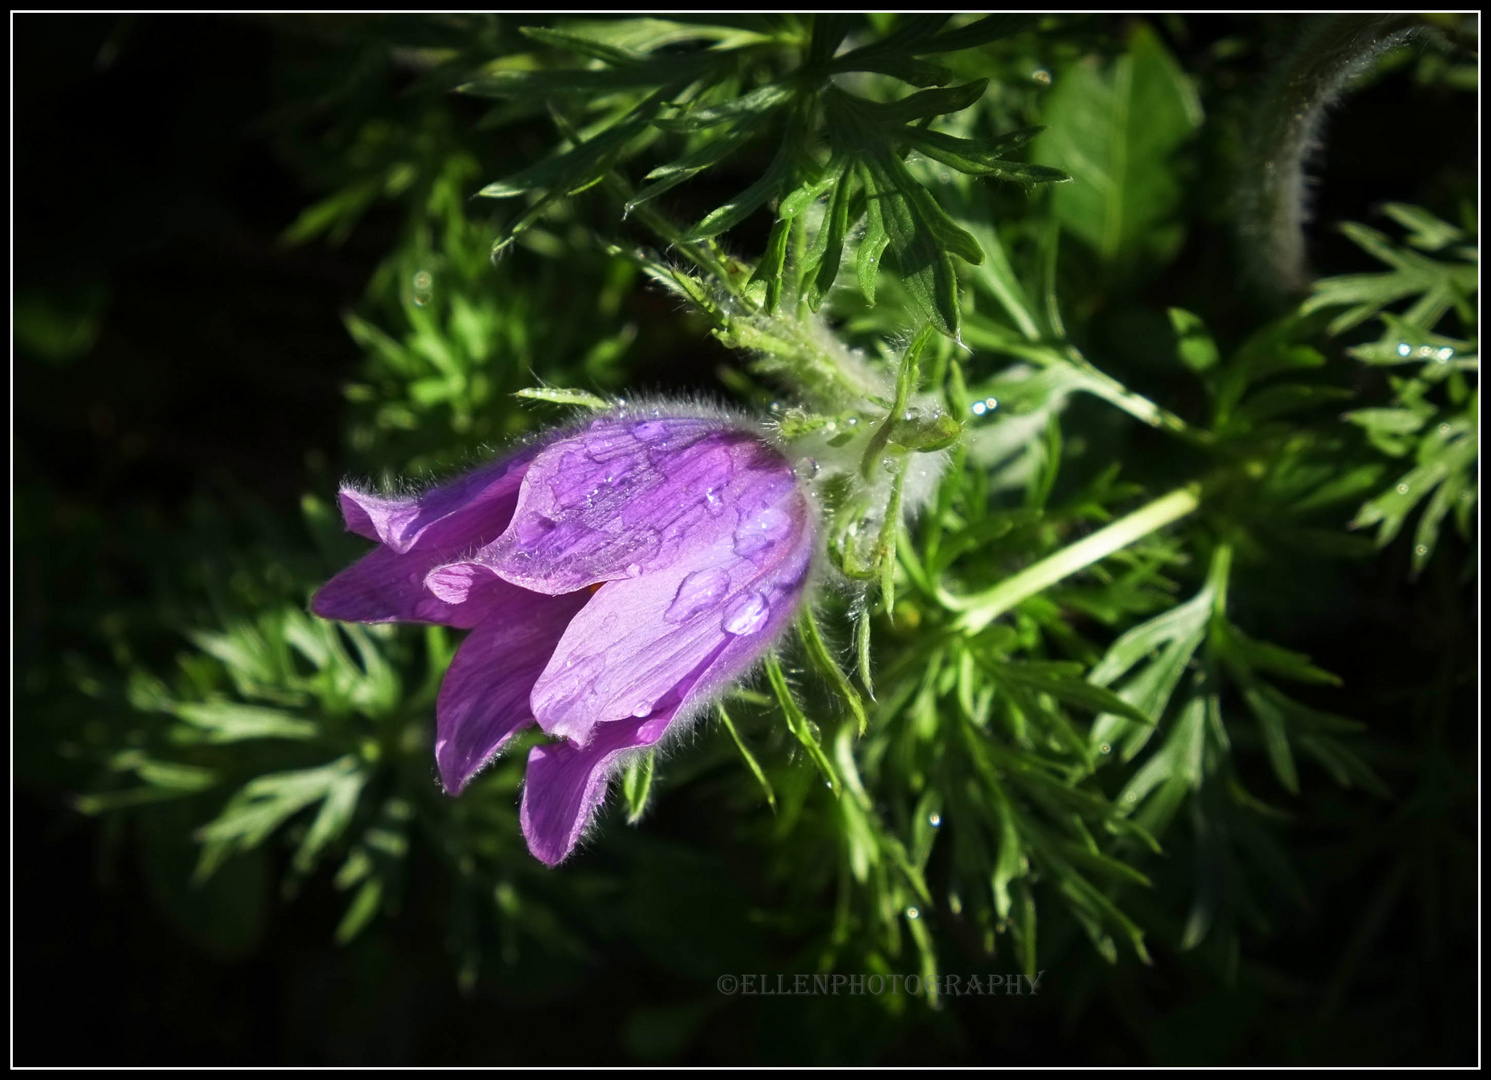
<box><xmin>945</xmin><ymin>485</ymin><xmax>1202</xmax><ymax>633</ymax></box>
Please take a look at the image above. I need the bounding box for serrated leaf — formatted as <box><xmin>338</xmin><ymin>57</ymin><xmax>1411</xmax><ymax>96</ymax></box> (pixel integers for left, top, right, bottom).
<box><xmin>1033</xmin><ymin>23</ymin><xmax>1202</xmax><ymax>265</ymax></box>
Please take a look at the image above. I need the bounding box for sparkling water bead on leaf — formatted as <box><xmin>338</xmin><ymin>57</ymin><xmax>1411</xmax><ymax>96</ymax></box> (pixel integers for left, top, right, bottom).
<box><xmin>313</xmin><ymin>408</ymin><xmax>816</xmax><ymax>866</ymax></box>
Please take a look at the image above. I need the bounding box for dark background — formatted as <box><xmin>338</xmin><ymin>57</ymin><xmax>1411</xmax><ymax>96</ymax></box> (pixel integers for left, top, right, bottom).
<box><xmin>14</xmin><ymin>14</ymin><xmax>1478</xmax><ymax>1065</ymax></box>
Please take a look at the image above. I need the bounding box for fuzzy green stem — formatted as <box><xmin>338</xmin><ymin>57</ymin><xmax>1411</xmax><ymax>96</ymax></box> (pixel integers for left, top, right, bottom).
<box><xmin>945</xmin><ymin>485</ymin><xmax>1202</xmax><ymax>633</ymax></box>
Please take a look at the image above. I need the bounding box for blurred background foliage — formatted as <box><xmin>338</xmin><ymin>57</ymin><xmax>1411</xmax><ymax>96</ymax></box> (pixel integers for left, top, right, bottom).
<box><xmin>14</xmin><ymin>13</ymin><xmax>1477</xmax><ymax>1065</ymax></box>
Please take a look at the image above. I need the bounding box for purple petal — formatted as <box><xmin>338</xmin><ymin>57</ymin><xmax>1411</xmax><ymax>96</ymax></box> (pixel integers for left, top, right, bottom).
<box><xmin>436</xmin><ymin>585</ymin><xmax>591</xmax><ymax>794</ymax></box>
<box><xmin>528</xmin><ymin>477</ymin><xmax>814</xmax><ymax>746</ymax></box>
<box><xmin>517</xmin><ymin>521</ymin><xmax>811</xmax><ymax>866</ymax></box>
<box><xmin>520</xmin><ymin>711</ymin><xmax>672</xmax><ymax>866</ymax></box>
<box><xmin>478</xmin><ymin>416</ymin><xmax>798</xmax><ymax>595</ymax></box>
<box><xmin>315</xmin><ymin>448</ymin><xmax>544</xmax><ymax>625</ymax></box>
<box><xmin>337</xmin><ymin>447</ymin><xmax>538</xmax><ymax>555</ymax></box>
<box><xmin>312</xmin><ymin>544</ymin><xmax>491</xmax><ymax>627</ymax></box>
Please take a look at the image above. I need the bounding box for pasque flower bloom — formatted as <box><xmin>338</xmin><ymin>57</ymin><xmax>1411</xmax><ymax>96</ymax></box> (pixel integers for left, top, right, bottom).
<box><xmin>312</xmin><ymin>410</ymin><xmax>814</xmax><ymax>865</ymax></box>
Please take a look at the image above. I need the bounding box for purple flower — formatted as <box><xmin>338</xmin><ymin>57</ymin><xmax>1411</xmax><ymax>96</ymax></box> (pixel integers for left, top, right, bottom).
<box><xmin>311</xmin><ymin>411</ymin><xmax>815</xmax><ymax>865</ymax></box>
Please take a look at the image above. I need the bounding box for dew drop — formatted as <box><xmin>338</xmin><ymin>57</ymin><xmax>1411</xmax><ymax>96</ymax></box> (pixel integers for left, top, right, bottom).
<box><xmin>794</xmin><ymin>457</ymin><xmax>820</xmax><ymax>480</ymax></box>
<box><xmin>927</xmin><ymin>813</ymin><xmax>942</xmax><ymax>828</ymax></box>
<box><xmin>664</xmin><ymin>567</ymin><xmax>730</xmax><ymax>623</ymax></box>
<box><xmin>882</xmin><ymin>456</ymin><xmax>897</xmax><ymax>474</ymax></box>
<box><xmin>411</xmin><ymin>269</ymin><xmax>434</xmax><ymax>307</ymax></box>
<box><xmin>1032</xmin><ymin>68</ymin><xmax>1051</xmax><ymax>85</ymax></box>
<box><xmin>970</xmin><ymin>401</ymin><xmax>987</xmax><ymax>417</ymax></box>
<box><xmin>1439</xmin><ymin>423</ymin><xmax>1451</xmax><ymax>434</ymax></box>
<box><xmin>1415</xmin><ymin>544</ymin><xmax>1428</xmax><ymax>557</ymax></box>
<box><xmin>845</xmin><ymin>416</ymin><xmax>859</xmax><ymax>428</ymax></box>
<box><xmin>1397</xmin><ymin>483</ymin><xmax>1410</xmax><ymax>495</ymax></box>
<box><xmin>1099</xmin><ymin>743</ymin><xmax>1112</xmax><ymax>755</ymax></box>
<box><xmin>1397</xmin><ymin>342</ymin><xmax>1413</xmax><ymax>357</ymax></box>
<box><xmin>625</xmin><ymin>562</ymin><xmax>642</xmax><ymax>578</ymax></box>
<box><xmin>1125</xmin><ymin>792</ymin><xmax>1137</xmax><ymax>803</ymax></box>
<box><xmin>722</xmin><ymin>592</ymin><xmax>770</xmax><ymax>635</ymax></box>
<box><xmin>734</xmin><ymin>505</ymin><xmax>793</xmax><ymax>559</ymax></box>
<box><xmin>543</xmin><ymin>655</ymin><xmax>607</xmax><ymax>713</ymax></box>
<box><xmin>985</xmin><ymin>397</ymin><xmax>998</xmax><ymax>411</ymax></box>
<box><xmin>906</xmin><ymin>906</ymin><xmax>920</xmax><ymax>920</ymax></box>
<box><xmin>632</xmin><ymin>702</ymin><xmax>654</xmax><ymax>718</ymax></box>
<box><xmin>1437</xmin><ymin>347</ymin><xmax>1455</xmax><ymax>362</ymax></box>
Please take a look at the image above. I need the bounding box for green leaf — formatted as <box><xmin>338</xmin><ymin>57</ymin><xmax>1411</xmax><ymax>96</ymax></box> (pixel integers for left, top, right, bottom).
<box><xmin>514</xmin><ymin>386</ymin><xmax>611</xmax><ymax>409</ymax></box>
<box><xmin>196</xmin><ymin>757</ymin><xmax>366</xmax><ymax>881</ymax></box>
<box><xmin>335</xmin><ymin>878</ymin><xmax>384</xmax><ymax>944</ymax></box>
<box><xmin>1168</xmin><ymin>307</ymin><xmax>1219</xmax><ymax>372</ymax></box>
<box><xmin>621</xmin><ymin>750</ymin><xmax>657</xmax><ymax>824</ymax></box>
<box><xmin>764</xmin><ymin>654</ymin><xmax>840</xmax><ymax>794</ymax></box>
<box><xmin>679</xmin><ymin>140</ymin><xmax>790</xmax><ymax>241</ymax></box>
<box><xmin>654</xmin><ymin>82</ymin><xmax>794</xmax><ymax>132</ymax></box>
<box><xmin>173</xmin><ymin>702</ymin><xmax>318</xmax><ymax>743</ymax></box>
<box><xmin>901</xmin><ymin>126</ymin><xmax>1069</xmax><ymax>184</ymax></box>
<box><xmin>716</xmin><ymin>704</ymin><xmax>775</xmax><ymax>811</ymax></box>
<box><xmin>1033</xmin><ymin>23</ymin><xmax>1202</xmax><ymax>265</ymax></box>
<box><xmin>984</xmin><ymin>659</ymin><xmax>1155</xmax><ymax>725</ymax></box>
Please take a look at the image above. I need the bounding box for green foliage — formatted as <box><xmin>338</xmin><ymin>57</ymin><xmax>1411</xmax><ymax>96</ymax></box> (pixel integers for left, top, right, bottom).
<box><xmin>466</xmin><ymin>15</ymin><xmax>1067</xmax><ymax>337</ymax></box>
<box><xmin>1308</xmin><ymin>203</ymin><xmax>1478</xmax><ymax>574</ymax></box>
<box><xmin>1032</xmin><ymin>23</ymin><xmax>1202</xmax><ymax>269</ymax></box>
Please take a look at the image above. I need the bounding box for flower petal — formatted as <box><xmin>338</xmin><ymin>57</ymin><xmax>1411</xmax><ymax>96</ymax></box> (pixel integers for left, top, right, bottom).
<box><xmin>518</xmin><ymin>534</ymin><xmax>810</xmax><ymax>866</ymax></box>
<box><xmin>520</xmin><ymin>712</ymin><xmax>672</xmax><ymax>866</ymax></box>
<box><xmin>479</xmin><ymin>416</ymin><xmax>795</xmax><ymax>594</ymax></box>
<box><xmin>311</xmin><ymin>544</ymin><xmax>487</xmax><ymax>627</ymax></box>
<box><xmin>528</xmin><ymin>478</ymin><xmax>814</xmax><ymax>745</ymax></box>
<box><xmin>337</xmin><ymin>447</ymin><xmax>537</xmax><ymax>555</ymax></box>
<box><xmin>436</xmin><ymin>585</ymin><xmax>591</xmax><ymax>795</ymax></box>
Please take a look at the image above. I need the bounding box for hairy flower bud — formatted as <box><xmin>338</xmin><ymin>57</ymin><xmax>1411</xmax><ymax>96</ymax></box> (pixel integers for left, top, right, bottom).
<box><xmin>312</xmin><ymin>408</ymin><xmax>815</xmax><ymax>865</ymax></box>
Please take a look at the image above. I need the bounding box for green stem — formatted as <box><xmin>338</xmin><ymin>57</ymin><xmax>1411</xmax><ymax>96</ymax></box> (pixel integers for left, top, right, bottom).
<box><xmin>605</xmin><ymin>170</ymin><xmax>884</xmax><ymax>408</ymax></box>
<box><xmin>945</xmin><ymin>485</ymin><xmax>1202</xmax><ymax>633</ymax></box>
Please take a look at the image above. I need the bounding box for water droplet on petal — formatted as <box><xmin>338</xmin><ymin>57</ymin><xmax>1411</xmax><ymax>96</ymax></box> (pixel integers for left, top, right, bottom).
<box><xmin>542</xmin><ymin>655</ymin><xmax>607</xmax><ymax>714</ymax></box>
<box><xmin>733</xmin><ymin>505</ymin><xmax>793</xmax><ymax>559</ymax></box>
<box><xmin>722</xmin><ymin>592</ymin><xmax>770</xmax><ymax>635</ymax></box>
<box><xmin>632</xmin><ymin>702</ymin><xmax>653</xmax><ymax>718</ymax></box>
<box><xmin>665</xmin><ymin>567</ymin><xmax>730</xmax><ymax>623</ymax></box>
<box><xmin>794</xmin><ymin>457</ymin><xmax>819</xmax><ymax>480</ymax></box>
